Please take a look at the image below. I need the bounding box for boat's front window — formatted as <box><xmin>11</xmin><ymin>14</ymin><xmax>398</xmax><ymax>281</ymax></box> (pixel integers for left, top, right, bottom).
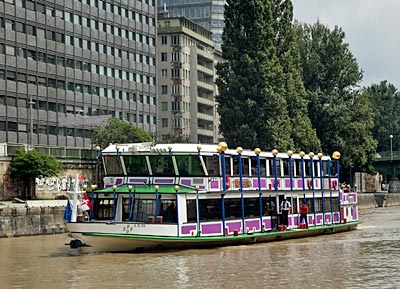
<box><xmin>203</xmin><ymin>155</ymin><xmax>220</xmax><ymax>176</ymax></box>
<box><xmin>103</xmin><ymin>155</ymin><xmax>124</xmax><ymax>175</ymax></box>
<box><xmin>124</xmin><ymin>155</ymin><xmax>149</xmax><ymax>176</ymax></box>
<box><xmin>175</xmin><ymin>155</ymin><xmax>205</xmax><ymax>176</ymax></box>
<box><xmin>149</xmin><ymin>155</ymin><xmax>175</xmax><ymax>176</ymax></box>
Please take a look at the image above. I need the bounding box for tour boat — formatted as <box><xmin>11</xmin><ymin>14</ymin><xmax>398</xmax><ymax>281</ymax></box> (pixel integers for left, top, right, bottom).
<box><xmin>65</xmin><ymin>142</ymin><xmax>359</xmax><ymax>253</ymax></box>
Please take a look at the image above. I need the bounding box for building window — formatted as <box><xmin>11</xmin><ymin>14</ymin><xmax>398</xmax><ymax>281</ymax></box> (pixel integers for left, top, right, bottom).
<box><xmin>161</xmin><ymin>85</ymin><xmax>168</xmax><ymax>94</ymax></box>
<box><xmin>161</xmin><ymin>102</ymin><xmax>168</xmax><ymax>111</ymax></box>
<box><xmin>171</xmin><ymin>35</ymin><xmax>179</xmax><ymax>45</ymax></box>
<box><xmin>161</xmin><ymin>36</ymin><xmax>167</xmax><ymax>45</ymax></box>
<box><xmin>161</xmin><ymin>52</ymin><xmax>167</xmax><ymax>61</ymax></box>
<box><xmin>162</xmin><ymin>118</ymin><xmax>168</xmax><ymax>127</ymax></box>
<box><xmin>161</xmin><ymin>69</ymin><xmax>167</xmax><ymax>78</ymax></box>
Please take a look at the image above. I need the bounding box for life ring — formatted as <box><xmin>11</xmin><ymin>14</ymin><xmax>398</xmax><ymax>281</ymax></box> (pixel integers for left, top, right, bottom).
<box><xmin>225</xmin><ymin>175</ymin><xmax>230</xmax><ymax>189</ymax></box>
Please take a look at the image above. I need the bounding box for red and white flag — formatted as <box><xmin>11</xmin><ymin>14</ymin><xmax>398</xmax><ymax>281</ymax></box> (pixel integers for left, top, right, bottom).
<box><xmin>80</xmin><ymin>194</ymin><xmax>93</xmax><ymax>211</ymax></box>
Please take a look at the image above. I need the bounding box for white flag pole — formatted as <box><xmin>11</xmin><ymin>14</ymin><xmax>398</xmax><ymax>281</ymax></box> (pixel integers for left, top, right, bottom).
<box><xmin>71</xmin><ymin>174</ymin><xmax>79</xmax><ymax>222</ymax></box>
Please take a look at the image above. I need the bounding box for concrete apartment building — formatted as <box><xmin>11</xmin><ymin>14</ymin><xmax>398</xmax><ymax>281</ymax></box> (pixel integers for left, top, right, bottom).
<box><xmin>157</xmin><ymin>13</ymin><xmax>220</xmax><ymax>144</ymax></box>
<box><xmin>0</xmin><ymin>0</ymin><xmax>157</xmax><ymax>150</ymax></box>
<box><xmin>157</xmin><ymin>0</ymin><xmax>225</xmax><ymax>50</ymax></box>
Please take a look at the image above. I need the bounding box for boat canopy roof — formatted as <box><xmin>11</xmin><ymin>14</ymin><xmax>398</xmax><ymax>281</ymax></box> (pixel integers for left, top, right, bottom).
<box><xmin>95</xmin><ymin>184</ymin><xmax>198</xmax><ymax>194</ymax></box>
<box><xmin>101</xmin><ymin>142</ymin><xmax>332</xmax><ymax>161</ymax></box>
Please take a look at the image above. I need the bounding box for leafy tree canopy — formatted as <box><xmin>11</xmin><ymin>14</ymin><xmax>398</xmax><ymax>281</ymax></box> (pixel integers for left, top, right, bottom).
<box><xmin>91</xmin><ymin>118</ymin><xmax>153</xmax><ymax>149</ymax></box>
<box><xmin>9</xmin><ymin>149</ymin><xmax>63</xmax><ymax>180</ymax></box>
<box><xmin>8</xmin><ymin>149</ymin><xmax>63</xmax><ymax>198</ymax></box>
<box><xmin>367</xmin><ymin>81</ymin><xmax>400</xmax><ymax>152</ymax></box>
<box><xmin>295</xmin><ymin>21</ymin><xmax>377</xmax><ymax>176</ymax></box>
<box><xmin>217</xmin><ymin>0</ymin><xmax>318</xmax><ymax>152</ymax></box>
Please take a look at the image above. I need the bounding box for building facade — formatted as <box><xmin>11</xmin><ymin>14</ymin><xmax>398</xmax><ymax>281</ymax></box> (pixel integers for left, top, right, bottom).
<box><xmin>157</xmin><ymin>14</ymin><xmax>220</xmax><ymax>144</ymax></box>
<box><xmin>0</xmin><ymin>0</ymin><xmax>157</xmax><ymax>149</ymax></box>
<box><xmin>157</xmin><ymin>0</ymin><xmax>225</xmax><ymax>50</ymax></box>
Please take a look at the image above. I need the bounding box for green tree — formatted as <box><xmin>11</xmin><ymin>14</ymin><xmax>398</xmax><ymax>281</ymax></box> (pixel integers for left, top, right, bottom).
<box><xmin>8</xmin><ymin>149</ymin><xmax>63</xmax><ymax>199</ymax></box>
<box><xmin>367</xmin><ymin>81</ymin><xmax>400</xmax><ymax>152</ymax></box>
<box><xmin>91</xmin><ymin>118</ymin><xmax>153</xmax><ymax>149</ymax></box>
<box><xmin>296</xmin><ymin>21</ymin><xmax>377</xmax><ymax>178</ymax></box>
<box><xmin>273</xmin><ymin>1</ymin><xmax>320</xmax><ymax>152</ymax></box>
<box><xmin>217</xmin><ymin>0</ymin><xmax>293</xmax><ymax>151</ymax></box>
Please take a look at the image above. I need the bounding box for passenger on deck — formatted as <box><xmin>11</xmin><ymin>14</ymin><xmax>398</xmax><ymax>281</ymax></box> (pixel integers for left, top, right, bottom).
<box><xmin>299</xmin><ymin>200</ymin><xmax>309</xmax><ymax>228</ymax></box>
<box><xmin>280</xmin><ymin>197</ymin><xmax>291</xmax><ymax>226</ymax></box>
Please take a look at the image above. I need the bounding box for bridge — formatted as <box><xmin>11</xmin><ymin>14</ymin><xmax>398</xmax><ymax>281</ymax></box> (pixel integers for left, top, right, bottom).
<box><xmin>374</xmin><ymin>151</ymin><xmax>400</xmax><ymax>182</ymax></box>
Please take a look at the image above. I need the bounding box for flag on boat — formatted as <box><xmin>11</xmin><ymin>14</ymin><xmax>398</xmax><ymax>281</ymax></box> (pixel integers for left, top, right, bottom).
<box><xmin>64</xmin><ymin>199</ymin><xmax>72</xmax><ymax>222</ymax></box>
<box><xmin>80</xmin><ymin>194</ymin><xmax>93</xmax><ymax>211</ymax></box>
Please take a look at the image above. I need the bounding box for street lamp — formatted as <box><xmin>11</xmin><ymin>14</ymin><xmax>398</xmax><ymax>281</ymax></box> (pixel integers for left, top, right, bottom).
<box><xmin>390</xmin><ymin>134</ymin><xmax>393</xmax><ymax>162</ymax></box>
<box><xmin>390</xmin><ymin>134</ymin><xmax>395</xmax><ymax>180</ymax></box>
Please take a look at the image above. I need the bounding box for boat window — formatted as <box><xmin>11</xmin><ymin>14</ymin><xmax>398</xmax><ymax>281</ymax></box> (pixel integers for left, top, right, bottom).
<box><xmin>124</xmin><ymin>155</ymin><xmax>149</xmax><ymax>176</ymax></box>
<box><xmin>283</xmin><ymin>158</ymin><xmax>291</xmax><ymax>177</ymax></box>
<box><xmin>148</xmin><ymin>155</ymin><xmax>175</xmax><ymax>176</ymax></box>
<box><xmin>294</xmin><ymin>159</ymin><xmax>303</xmax><ymax>177</ymax></box>
<box><xmin>225</xmin><ymin>197</ymin><xmax>260</xmax><ymax>219</ymax></box>
<box><xmin>224</xmin><ymin>155</ymin><xmax>231</xmax><ymax>176</ymax></box>
<box><xmin>175</xmin><ymin>155</ymin><xmax>205</xmax><ymax>176</ymax></box>
<box><xmin>313</xmin><ymin>161</ymin><xmax>319</xmax><ymax>177</ymax></box>
<box><xmin>199</xmin><ymin>199</ymin><xmax>221</xmax><ymax>221</ymax></box>
<box><xmin>203</xmin><ymin>155</ymin><xmax>219</xmax><ymax>176</ymax></box>
<box><xmin>103</xmin><ymin>155</ymin><xmax>124</xmax><ymax>175</ymax></box>
<box><xmin>304</xmin><ymin>160</ymin><xmax>311</xmax><ymax>177</ymax></box>
<box><xmin>250</xmin><ymin>157</ymin><xmax>266</xmax><ymax>176</ymax></box>
<box><xmin>131</xmin><ymin>199</ymin><xmax>156</xmax><ymax>222</ymax></box>
<box><xmin>93</xmin><ymin>198</ymin><xmax>114</xmax><ymax>220</ymax></box>
<box><xmin>263</xmin><ymin>197</ymin><xmax>276</xmax><ymax>216</ymax></box>
<box><xmin>269</xmin><ymin>158</ymin><xmax>281</xmax><ymax>177</ymax></box>
<box><xmin>307</xmin><ymin>197</ymin><xmax>338</xmax><ymax>213</ymax></box>
<box><xmin>160</xmin><ymin>200</ymin><xmax>177</xmax><ymax>223</ymax></box>
<box><xmin>186</xmin><ymin>200</ymin><xmax>197</xmax><ymax>223</ymax></box>
<box><xmin>233</xmin><ymin>157</ymin><xmax>250</xmax><ymax>176</ymax></box>
<box><xmin>321</xmin><ymin>160</ymin><xmax>329</xmax><ymax>177</ymax></box>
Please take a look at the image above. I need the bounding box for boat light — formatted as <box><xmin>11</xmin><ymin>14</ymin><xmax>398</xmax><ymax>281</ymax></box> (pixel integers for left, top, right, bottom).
<box><xmin>332</xmin><ymin>151</ymin><xmax>341</xmax><ymax>160</ymax></box>
<box><xmin>217</xmin><ymin>142</ymin><xmax>228</xmax><ymax>152</ymax></box>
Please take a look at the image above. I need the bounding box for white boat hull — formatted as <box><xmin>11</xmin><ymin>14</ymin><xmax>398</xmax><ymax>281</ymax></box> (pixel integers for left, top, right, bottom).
<box><xmin>67</xmin><ymin>222</ymin><xmax>359</xmax><ymax>253</ymax></box>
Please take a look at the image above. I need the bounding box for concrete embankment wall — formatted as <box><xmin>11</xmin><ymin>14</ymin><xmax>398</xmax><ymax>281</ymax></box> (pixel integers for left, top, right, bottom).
<box><xmin>358</xmin><ymin>193</ymin><xmax>400</xmax><ymax>209</ymax></box>
<box><xmin>0</xmin><ymin>206</ymin><xmax>67</xmax><ymax>237</ymax></box>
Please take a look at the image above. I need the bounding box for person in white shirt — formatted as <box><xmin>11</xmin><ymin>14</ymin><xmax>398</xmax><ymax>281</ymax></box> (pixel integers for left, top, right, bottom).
<box><xmin>280</xmin><ymin>197</ymin><xmax>291</xmax><ymax>226</ymax></box>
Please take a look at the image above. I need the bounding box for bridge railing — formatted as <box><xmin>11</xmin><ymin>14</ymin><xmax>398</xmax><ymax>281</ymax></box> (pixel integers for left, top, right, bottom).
<box><xmin>375</xmin><ymin>151</ymin><xmax>400</xmax><ymax>162</ymax></box>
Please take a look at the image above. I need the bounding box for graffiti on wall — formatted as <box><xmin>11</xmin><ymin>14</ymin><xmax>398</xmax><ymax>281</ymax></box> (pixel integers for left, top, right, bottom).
<box><xmin>3</xmin><ymin>174</ymin><xmax>21</xmax><ymax>198</ymax></box>
<box><xmin>36</xmin><ymin>175</ymin><xmax>90</xmax><ymax>192</ymax></box>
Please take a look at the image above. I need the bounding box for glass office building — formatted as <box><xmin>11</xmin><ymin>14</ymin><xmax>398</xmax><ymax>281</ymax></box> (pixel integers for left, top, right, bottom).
<box><xmin>157</xmin><ymin>0</ymin><xmax>225</xmax><ymax>50</ymax></box>
<box><xmin>0</xmin><ymin>0</ymin><xmax>157</xmax><ymax>149</ymax></box>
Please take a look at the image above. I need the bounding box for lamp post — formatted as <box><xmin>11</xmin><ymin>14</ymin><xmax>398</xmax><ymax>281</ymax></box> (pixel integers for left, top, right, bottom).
<box><xmin>90</xmin><ymin>184</ymin><xmax>97</xmax><ymax>220</ymax></box>
<box><xmin>112</xmin><ymin>185</ymin><xmax>117</xmax><ymax>221</ymax></box>
<box><xmin>332</xmin><ymin>151</ymin><xmax>341</xmax><ymax>223</ymax></box>
<box><xmin>390</xmin><ymin>134</ymin><xmax>394</xmax><ymax>180</ymax></box>
<box><xmin>217</xmin><ymin>142</ymin><xmax>228</xmax><ymax>236</ymax></box>
<box><xmin>28</xmin><ymin>95</ymin><xmax>35</xmax><ymax>150</ymax></box>
<box><xmin>95</xmin><ymin>146</ymin><xmax>102</xmax><ymax>188</ymax></box>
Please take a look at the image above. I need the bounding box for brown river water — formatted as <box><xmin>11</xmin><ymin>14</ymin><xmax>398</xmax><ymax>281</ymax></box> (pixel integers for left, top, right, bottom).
<box><xmin>0</xmin><ymin>207</ymin><xmax>399</xmax><ymax>289</ymax></box>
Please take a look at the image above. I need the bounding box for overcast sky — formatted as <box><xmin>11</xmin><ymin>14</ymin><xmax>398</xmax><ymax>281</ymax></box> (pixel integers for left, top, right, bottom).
<box><xmin>292</xmin><ymin>0</ymin><xmax>400</xmax><ymax>89</ymax></box>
